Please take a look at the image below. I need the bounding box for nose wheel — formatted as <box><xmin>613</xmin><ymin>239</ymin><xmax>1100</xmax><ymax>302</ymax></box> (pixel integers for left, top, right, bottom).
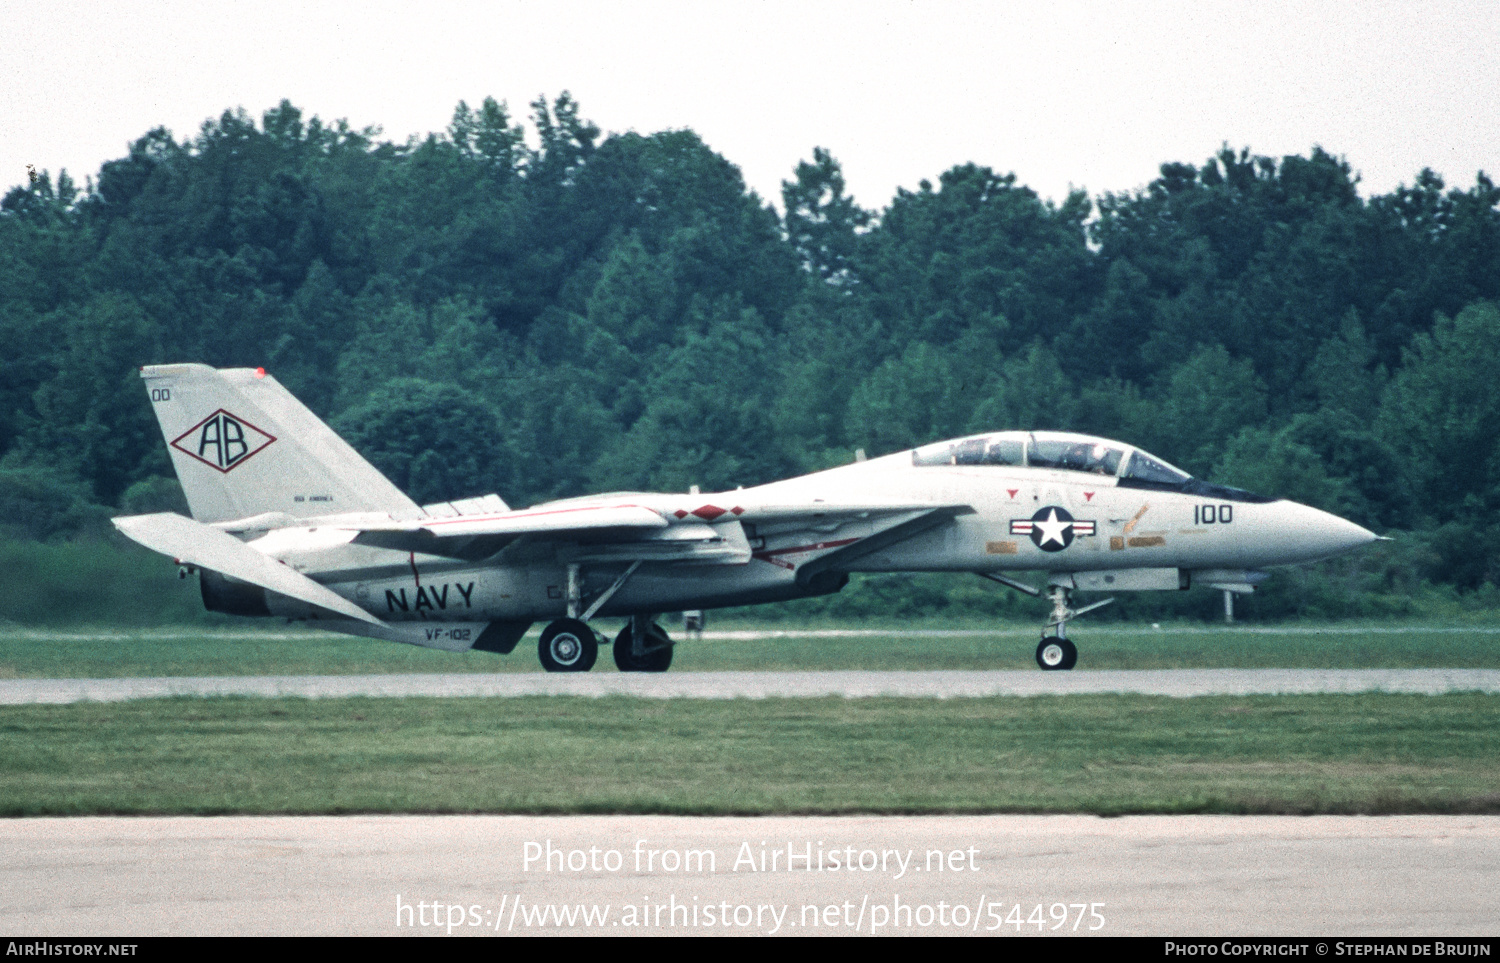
<box><xmin>1036</xmin><ymin>636</ymin><xmax>1078</xmax><ymax>671</ymax></box>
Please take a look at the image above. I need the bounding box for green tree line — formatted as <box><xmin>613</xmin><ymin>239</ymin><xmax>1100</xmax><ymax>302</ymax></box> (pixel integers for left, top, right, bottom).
<box><xmin>3</xmin><ymin>96</ymin><xmax>1499</xmax><ymax>618</ymax></box>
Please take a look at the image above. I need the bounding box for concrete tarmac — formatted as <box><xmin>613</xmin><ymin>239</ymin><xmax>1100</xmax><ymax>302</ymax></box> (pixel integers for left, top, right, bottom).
<box><xmin>3</xmin><ymin>815</ymin><xmax>1497</xmax><ymax>936</ymax></box>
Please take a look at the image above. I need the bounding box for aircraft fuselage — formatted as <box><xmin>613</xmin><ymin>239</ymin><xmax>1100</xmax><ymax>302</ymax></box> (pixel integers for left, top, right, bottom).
<box><xmin>114</xmin><ymin>365</ymin><xmax>1378</xmax><ymax>671</ymax></box>
<box><xmin>258</xmin><ymin>445</ymin><xmax>1373</xmax><ymax>625</ymax></box>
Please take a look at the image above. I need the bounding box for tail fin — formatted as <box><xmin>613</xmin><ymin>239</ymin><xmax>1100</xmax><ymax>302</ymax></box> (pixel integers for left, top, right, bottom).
<box><xmin>140</xmin><ymin>364</ymin><xmax>422</xmax><ymax>523</ymax></box>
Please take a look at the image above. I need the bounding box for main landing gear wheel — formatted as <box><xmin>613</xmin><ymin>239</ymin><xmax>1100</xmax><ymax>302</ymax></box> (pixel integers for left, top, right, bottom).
<box><xmin>613</xmin><ymin>622</ymin><xmax>673</xmax><ymax>673</ymax></box>
<box><xmin>1036</xmin><ymin>636</ymin><xmax>1078</xmax><ymax>671</ymax></box>
<box><xmin>538</xmin><ymin>618</ymin><xmax>598</xmax><ymax>673</ymax></box>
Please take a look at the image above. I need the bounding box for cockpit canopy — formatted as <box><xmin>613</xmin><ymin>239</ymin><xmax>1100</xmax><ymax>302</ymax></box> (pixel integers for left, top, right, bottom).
<box><xmin>910</xmin><ymin>431</ymin><xmax>1275</xmax><ymax>502</ymax></box>
<box><xmin>913</xmin><ymin>431</ymin><xmax>1186</xmax><ymax>481</ymax></box>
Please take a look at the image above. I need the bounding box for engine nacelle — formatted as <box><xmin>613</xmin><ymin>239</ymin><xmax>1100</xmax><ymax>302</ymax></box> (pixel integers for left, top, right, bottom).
<box><xmin>199</xmin><ymin>570</ymin><xmax>271</xmax><ymax>617</ymax></box>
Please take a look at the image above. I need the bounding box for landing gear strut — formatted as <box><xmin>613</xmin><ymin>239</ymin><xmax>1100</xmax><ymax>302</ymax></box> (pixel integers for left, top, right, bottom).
<box><xmin>980</xmin><ymin>573</ymin><xmax>1110</xmax><ymax>672</ymax></box>
<box><xmin>614</xmin><ymin>614</ymin><xmax>673</xmax><ymax>672</ymax></box>
<box><xmin>537</xmin><ymin>560</ymin><xmax>651</xmax><ymax>673</ymax></box>
<box><xmin>533</xmin><ymin>563</ymin><xmax>677</xmax><ymax>673</ymax></box>
<box><xmin>1035</xmin><ymin>582</ymin><xmax>1113</xmax><ymax>671</ymax></box>
<box><xmin>1037</xmin><ymin>585</ymin><xmax>1078</xmax><ymax>670</ymax></box>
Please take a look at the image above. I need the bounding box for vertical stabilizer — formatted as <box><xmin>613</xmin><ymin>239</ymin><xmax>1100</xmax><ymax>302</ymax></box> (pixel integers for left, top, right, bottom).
<box><xmin>140</xmin><ymin>364</ymin><xmax>423</xmax><ymax>523</ymax></box>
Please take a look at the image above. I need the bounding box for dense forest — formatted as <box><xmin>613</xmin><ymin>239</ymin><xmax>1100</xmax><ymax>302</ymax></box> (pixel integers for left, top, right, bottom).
<box><xmin>3</xmin><ymin>95</ymin><xmax>1499</xmax><ymax>621</ymax></box>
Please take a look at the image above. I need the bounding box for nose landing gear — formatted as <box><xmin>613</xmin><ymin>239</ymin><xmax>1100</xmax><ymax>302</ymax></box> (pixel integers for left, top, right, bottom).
<box><xmin>1037</xmin><ymin>582</ymin><xmax>1114</xmax><ymax>671</ymax></box>
<box><xmin>979</xmin><ymin>573</ymin><xmax>1112</xmax><ymax>671</ymax></box>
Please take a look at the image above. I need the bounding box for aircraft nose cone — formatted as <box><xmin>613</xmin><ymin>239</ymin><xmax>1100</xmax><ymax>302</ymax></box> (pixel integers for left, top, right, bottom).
<box><xmin>1277</xmin><ymin>501</ymin><xmax>1379</xmax><ymax>562</ymax></box>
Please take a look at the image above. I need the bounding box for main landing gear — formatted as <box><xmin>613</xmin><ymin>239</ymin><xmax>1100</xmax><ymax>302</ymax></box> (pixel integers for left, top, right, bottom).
<box><xmin>536</xmin><ymin>615</ymin><xmax>674</xmax><ymax>673</ymax></box>
<box><xmin>538</xmin><ymin>618</ymin><xmax>598</xmax><ymax>673</ymax></box>
<box><xmin>536</xmin><ymin>561</ymin><xmax>673</xmax><ymax>673</ymax></box>
<box><xmin>613</xmin><ymin>614</ymin><xmax>674</xmax><ymax>673</ymax></box>
<box><xmin>979</xmin><ymin>574</ymin><xmax>1114</xmax><ymax>672</ymax></box>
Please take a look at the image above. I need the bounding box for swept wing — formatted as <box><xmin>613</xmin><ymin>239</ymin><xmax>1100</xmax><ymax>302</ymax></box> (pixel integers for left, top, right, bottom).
<box><xmin>347</xmin><ymin>498</ymin><xmax>969</xmax><ymax>563</ymax></box>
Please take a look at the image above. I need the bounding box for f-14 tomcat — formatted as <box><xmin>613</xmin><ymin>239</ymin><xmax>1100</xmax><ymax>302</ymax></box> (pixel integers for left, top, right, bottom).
<box><xmin>114</xmin><ymin>364</ymin><xmax>1378</xmax><ymax>672</ymax></box>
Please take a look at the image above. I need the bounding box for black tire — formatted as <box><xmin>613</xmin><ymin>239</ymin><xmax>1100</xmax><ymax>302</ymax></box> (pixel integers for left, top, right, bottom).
<box><xmin>613</xmin><ymin>622</ymin><xmax>674</xmax><ymax>672</ymax></box>
<box><xmin>538</xmin><ymin>619</ymin><xmax>598</xmax><ymax>673</ymax></box>
<box><xmin>1036</xmin><ymin>636</ymin><xmax>1077</xmax><ymax>671</ymax></box>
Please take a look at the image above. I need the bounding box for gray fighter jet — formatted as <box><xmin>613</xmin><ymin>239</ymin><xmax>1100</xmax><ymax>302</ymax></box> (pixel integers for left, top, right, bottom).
<box><xmin>114</xmin><ymin>364</ymin><xmax>1378</xmax><ymax>671</ymax></box>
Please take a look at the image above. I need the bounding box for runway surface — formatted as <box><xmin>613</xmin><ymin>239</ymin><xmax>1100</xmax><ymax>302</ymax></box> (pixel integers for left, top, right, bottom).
<box><xmin>3</xmin><ymin>668</ymin><xmax>1499</xmax><ymax>703</ymax></box>
<box><xmin>4</xmin><ymin>815</ymin><xmax>1497</xmax><ymax>936</ymax></box>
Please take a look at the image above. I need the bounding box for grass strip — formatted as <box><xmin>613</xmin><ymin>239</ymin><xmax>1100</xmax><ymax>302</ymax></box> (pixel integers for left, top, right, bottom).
<box><xmin>3</xmin><ymin>692</ymin><xmax>1497</xmax><ymax>816</ymax></box>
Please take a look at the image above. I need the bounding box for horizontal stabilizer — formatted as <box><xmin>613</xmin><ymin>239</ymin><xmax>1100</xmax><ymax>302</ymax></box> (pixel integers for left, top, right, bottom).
<box><xmin>112</xmin><ymin>512</ymin><xmax>384</xmax><ymax>627</ymax></box>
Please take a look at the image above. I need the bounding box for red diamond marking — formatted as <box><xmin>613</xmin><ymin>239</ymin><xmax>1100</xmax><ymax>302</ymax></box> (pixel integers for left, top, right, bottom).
<box><xmin>731</xmin><ymin>506</ymin><xmax>744</xmax><ymax>516</ymax></box>
<box><xmin>692</xmin><ymin>505</ymin><xmax>726</xmax><ymax>521</ymax></box>
<box><xmin>673</xmin><ymin>510</ymin><xmax>689</xmax><ymax>519</ymax></box>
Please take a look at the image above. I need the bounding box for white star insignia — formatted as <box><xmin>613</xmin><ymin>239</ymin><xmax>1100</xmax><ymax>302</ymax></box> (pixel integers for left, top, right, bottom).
<box><xmin>1033</xmin><ymin>509</ymin><xmax>1072</xmax><ymax>547</ymax></box>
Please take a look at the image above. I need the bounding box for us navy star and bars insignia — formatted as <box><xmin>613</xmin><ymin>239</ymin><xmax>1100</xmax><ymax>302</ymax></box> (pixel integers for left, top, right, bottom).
<box><xmin>1010</xmin><ymin>506</ymin><xmax>1096</xmax><ymax>552</ymax></box>
<box><xmin>170</xmin><ymin>409</ymin><xmax>276</xmax><ymax>473</ymax></box>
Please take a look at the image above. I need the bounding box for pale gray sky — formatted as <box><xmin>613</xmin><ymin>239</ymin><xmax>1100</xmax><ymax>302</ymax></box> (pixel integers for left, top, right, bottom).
<box><xmin>6</xmin><ymin>0</ymin><xmax>1498</xmax><ymax>210</ymax></box>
